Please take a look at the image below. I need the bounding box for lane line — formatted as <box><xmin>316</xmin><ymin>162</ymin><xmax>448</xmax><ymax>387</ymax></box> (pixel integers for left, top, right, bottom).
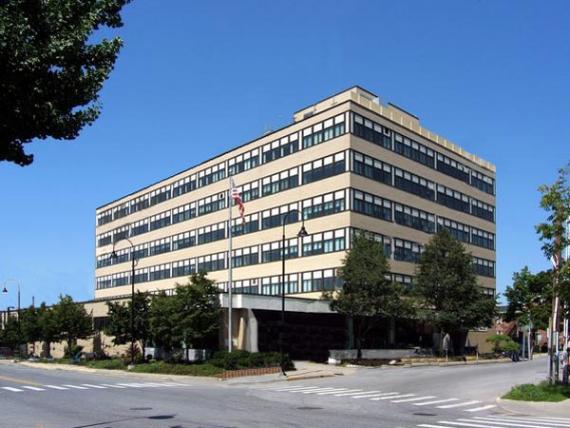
<box><xmin>371</xmin><ymin>393</ymin><xmax>415</xmax><ymax>401</ymax></box>
<box><xmin>44</xmin><ymin>385</ymin><xmax>69</xmax><ymax>390</ymax></box>
<box><xmin>0</xmin><ymin>375</ymin><xmax>43</xmax><ymax>387</ymax></box>
<box><xmin>437</xmin><ymin>400</ymin><xmax>481</xmax><ymax>409</ymax></box>
<box><xmin>414</xmin><ymin>398</ymin><xmax>459</xmax><ymax>406</ymax></box>
<box><xmin>99</xmin><ymin>384</ymin><xmax>127</xmax><ymax>389</ymax></box>
<box><xmin>464</xmin><ymin>405</ymin><xmax>497</xmax><ymax>413</ymax></box>
<box><xmin>80</xmin><ymin>384</ymin><xmax>107</xmax><ymax>389</ymax></box>
<box><xmin>1</xmin><ymin>387</ymin><xmax>23</xmax><ymax>392</ymax></box>
<box><xmin>21</xmin><ymin>386</ymin><xmax>46</xmax><ymax>391</ymax></box>
<box><xmin>62</xmin><ymin>385</ymin><xmax>88</xmax><ymax>390</ymax></box>
<box><xmin>353</xmin><ymin>392</ymin><xmax>398</xmax><ymax>399</ymax></box>
<box><xmin>418</xmin><ymin>425</ymin><xmax>457</xmax><ymax>428</ymax></box>
<box><xmin>392</xmin><ymin>395</ymin><xmax>436</xmax><ymax>403</ymax></box>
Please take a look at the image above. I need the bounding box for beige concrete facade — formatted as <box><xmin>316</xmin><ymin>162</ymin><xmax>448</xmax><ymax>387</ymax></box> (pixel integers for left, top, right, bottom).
<box><xmin>95</xmin><ymin>86</ymin><xmax>496</xmax><ymax>303</ymax></box>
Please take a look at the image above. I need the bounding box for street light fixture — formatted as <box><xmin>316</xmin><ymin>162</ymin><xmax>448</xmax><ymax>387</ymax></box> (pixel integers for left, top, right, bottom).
<box><xmin>280</xmin><ymin>209</ymin><xmax>308</xmax><ymax>374</ymax></box>
<box><xmin>109</xmin><ymin>236</ymin><xmax>138</xmax><ymax>368</ymax></box>
<box><xmin>2</xmin><ymin>280</ymin><xmax>21</xmax><ymax>358</ymax></box>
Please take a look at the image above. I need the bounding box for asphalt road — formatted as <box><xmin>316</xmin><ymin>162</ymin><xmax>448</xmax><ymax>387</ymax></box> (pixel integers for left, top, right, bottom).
<box><xmin>0</xmin><ymin>358</ymin><xmax>558</xmax><ymax>428</ymax></box>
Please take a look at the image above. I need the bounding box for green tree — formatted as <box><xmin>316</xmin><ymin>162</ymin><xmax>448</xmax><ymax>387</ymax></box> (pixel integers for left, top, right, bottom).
<box><xmin>504</xmin><ymin>267</ymin><xmax>552</xmax><ymax>330</ymax></box>
<box><xmin>0</xmin><ymin>0</ymin><xmax>131</xmax><ymax>166</ymax></box>
<box><xmin>52</xmin><ymin>295</ymin><xmax>93</xmax><ymax>356</ymax></box>
<box><xmin>20</xmin><ymin>305</ymin><xmax>42</xmax><ymax>355</ymax></box>
<box><xmin>171</xmin><ymin>272</ymin><xmax>221</xmax><ymax>350</ymax></box>
<box><xmin>0</xmin><ymin>315</ymin><xmax>20</xmax><ymax>352</ymax></box>
<box><xmin>325</xmin><ymin>232</ymin><xmax>412</xmax><ymax>359</ymax></box>
<box><xmin>149</xmin><ymin>291</ymin><xmax>177</xmax><ymax>353</ymax></box>
<box><xmin>37</xmin><ymin>302</ymin><xmax>58</xmax><ymax>358</ymax></box>
<box><xmin>104</xmin><ymin>292</ymin><xmax>151</xmax><ymax>358</ymax></box>
<box><xmin>414</xmin><ymin>229</ymin><xmax>496</xmax><ymax>355</ymax></box>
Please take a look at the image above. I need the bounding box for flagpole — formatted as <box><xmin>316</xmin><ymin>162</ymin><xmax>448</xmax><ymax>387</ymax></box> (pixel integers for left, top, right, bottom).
<box><xmin>227</xmin><ymin>177</ymin><xmax>233</xmax><ymax>352</ymax></box>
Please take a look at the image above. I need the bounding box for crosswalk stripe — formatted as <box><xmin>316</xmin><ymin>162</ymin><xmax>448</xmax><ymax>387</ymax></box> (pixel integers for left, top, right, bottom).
<box><xmin>317</xmin><ymin>388</ymin><xmax>352</xmax><ymax>395</ymax></box>
<box><xmin>99</xmin><ymin>384</ymin><xmax>127</xmax><ymax>389</ymax></box>
<box><xmin>80</xmin><ymin>384</ymin><xmax>107</xmax><ymax>389</ymax></box>
<box><xmin>415</xmin><ymin>398</ymin><xmax>458</xmax><ymax>406</ymax></box>
<box><xmin>1</xmin><ymin>387</ymin><xmax>23</xmax><ymax>392</ymax></box>
<box><xmin>334</xmin><ymin>390</ymin><xmax>369</xmax><ymax>397</ymax></box>
<box><xmin>437</xmin><ymin>400</ymin><xmax>481</xmax><ymax>409</ymax></box>
<box><xmin>300</xmin><ymin>387</ymin><xmax>338</xmax><ymax>394</ymax></box>
<box><xmin>530</xmin><ymin>419</ymin><xmax>570</xmax><ymax>423</ymax></box>
<box><xmin>62</xmin><ymin>385</ymin><xmax>88</xmax><ymax>390</ymax></box>
<box><xmin>117</xmin><ymin>383</ymin><xmax>144</xmax><ymax>388</ymax></box>
<box><xmin>265</xmin><ymin>385</ymin><xmax>309</xmax><ymax>391</ymax></box>
<box><xmin>21</xmin><ymin>386</ymin><xmax>45</xmax><ymax>391</ymax></box>
<box><xmin>472</xmin><ymin>417</ymin><xmax>570</xmax><ymax>428</ymax></box>
<box><xmin>436</xmin><ymin>420</ymin><xmax>502</xmax><ymax>428</ymax></box>
<box><xmin>392</xmin><ymin>395</ymin><xmax>435</xmax><ymax>403</ymax></box>
<box><xmin>44</xmin><ymin>385</ymin><xmax>69</xmax><ymax>390</ymax></box>
<box><xmin>274</xmin><ymin>386</ymin><xmax>318</xmax><ymax>392</ymax></box>
<box><xmin>418</xmin><ymin>425</ymin><xmax>455</xmax><ymax>428</ymax></box>
<box><xmin>353</xmin><ymin>392</ymin><xmax>398</xmax><ymax>399</ymax></box>
<box><xmin>372</xmin><ymin>393</ymin><xmax>415</xmax><ymax>401</ymax></box>
<box><xmin>478</xmin><ymin>417</ymin><xmax>570</xmax><ymax>426</ymax></box>
<box><xmin>464</xmin><ymin>405</ymin><xmax>497</xmax><ymax>413</ymax></box>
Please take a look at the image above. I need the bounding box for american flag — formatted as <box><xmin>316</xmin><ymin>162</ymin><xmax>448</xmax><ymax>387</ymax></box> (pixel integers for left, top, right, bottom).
<box><xmin>230</xmin><ymin>179</ymin><xmax>245</xmax><ymax>223</ymax></box>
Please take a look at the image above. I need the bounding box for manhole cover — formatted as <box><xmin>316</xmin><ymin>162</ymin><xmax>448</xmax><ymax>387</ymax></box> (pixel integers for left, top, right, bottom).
<box><xmin>130</xmin><ymin>407</ymin><xmax>152</xmax><ymax>411</ymax></box>
<box><xmin>413</xmin><ymin>412</ymin><xmax>436</xmax><ymax>417</ymax></box>
<box><xmin>296</xmin><ymin>406</ymin><xmax>322</xmax><ymax>410</ymax></box>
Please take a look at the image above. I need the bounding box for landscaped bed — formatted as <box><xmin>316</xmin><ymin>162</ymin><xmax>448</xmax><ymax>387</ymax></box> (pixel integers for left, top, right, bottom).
<box><xmin>503</xmin><ymin>382</ymin><xmax>570</xmax><ymax>402</ymax></box>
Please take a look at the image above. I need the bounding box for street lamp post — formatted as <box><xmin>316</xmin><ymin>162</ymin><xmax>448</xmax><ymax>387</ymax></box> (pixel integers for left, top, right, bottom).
<box><xmin>110</xmin><ymin>237</ymin><xmax>137</xmax><ymax>368</ymax></box>
<box><xmin>3</xmin><ymin>280</ymin><xmax>21</xmax><ymax>358</ymax></box>
<box><xmin>280</xmin><ymin>209</ymin><xmax>308</xmax><ymax>374</ymax></box>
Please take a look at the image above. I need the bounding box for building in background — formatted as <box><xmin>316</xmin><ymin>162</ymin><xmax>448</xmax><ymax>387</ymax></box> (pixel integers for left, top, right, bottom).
<box><xmin>94</xmin><ymin>86</ymin><xmax>496</xmax><ymax>355</ymax></box>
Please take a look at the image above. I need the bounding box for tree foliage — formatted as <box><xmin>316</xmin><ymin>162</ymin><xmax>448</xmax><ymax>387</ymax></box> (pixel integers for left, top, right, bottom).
<box><xmin>0</xmin><ymin>315</ymin><xmax>20</xmax><ymax>351</ymax></box>
<box><xmin>326</xmin><ymin>232</ymin><xmax>412</xmax><ymax>358</ymax></box>
<box><xmin>0</xmin><ymin>0</ymin><xmax>131</xmax><ymax>166</ymax></box>
<box><xmin>52</xmin><ymin>295</ymin><xmax>93</xmax><ymax>355</ymax></box>
<box><xmin>504</xmin><ymin>267</ymin><xmax>552</xmax><ymax>329</ymax></box>
<box><xmin>414</xmin><ymin>229</ymin><xmax>496</xmax><ymax>348</ymax></box>
<box><xmin>20</xmin><ymin>305</ymin><xmax>42</xmax><ymax>345</ymax></box>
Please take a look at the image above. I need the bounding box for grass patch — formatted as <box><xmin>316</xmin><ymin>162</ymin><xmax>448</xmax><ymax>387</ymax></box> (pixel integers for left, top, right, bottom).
<box><xmin>130</xmin><ymin>361</ymin><xmax>223</xmax><ymax>377</ymax></box>
<box><xmin>84</xmin><ymin>359</ymin><xmax>126</xmax><ymax>370</ymax></box>
<box><xmin>503</xmin><ymin>382</ymin><xmax>570</xmax><ymax>402</ymax></box>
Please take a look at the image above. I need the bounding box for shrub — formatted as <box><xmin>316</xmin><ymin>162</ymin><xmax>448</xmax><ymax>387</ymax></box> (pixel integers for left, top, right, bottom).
<box><xmin>503</xmin><ymin>382</ymin><xmax>570</xmax><ymax>402</ymax></box>
<box><xmin>86</xmin><ymin>359</ymin><xmax>126</xmax><ymax>370</ymax></box>
<box><xmin>209</xmin><ymin>351</ymin><xmax>293</xmax><ymax>371</ymax></box>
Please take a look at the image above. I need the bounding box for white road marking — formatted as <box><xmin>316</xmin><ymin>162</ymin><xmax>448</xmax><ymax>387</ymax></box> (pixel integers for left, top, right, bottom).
<box><xmin>80</xmin><ymin>384</ymin><xmax>107</xmax><ymax>389</ymax></box>
<box><xmin>371</xmin><ymin>393</ymin><xmax>415</xmax><ymax>401</ymax></box>
<box><xmin>1</xmin><ymin>387</ymin><xmax>23</xmax><ymax>392</ymax></box>
<box><xmin>464</xmin><ymin>405</ymin><xmax>497</xmax><ymax>413</ymax></box>
<box><xmin>44</xmin><ymin>385</ymin><xmax>69</xmax><ymax>390</ymax></box>
<box><xmin>392</xmin><ymin>395</ymin><xmax>436</xmax><ymax>403</ymax></box>
<box><xmin>99</xmin><ymin>384</ymin><xmax>127</xmax><ymax>389</ymax></box>
<box><xmin>62</xmin><ymin>385</ymin><xmax>88</xmax><ymax>390</ymax></box>
<box><xmin>414</xmin><ymin>398</ymin><xmax>459</xmax><ymax>406</ymax></box>
<box><xmin>317</xmin><ymin>388</ymin><xmax>352</xmax><ymax>395</ymax></box>
<box><xmin>117</xmin><ymin>383</ymin><xmax>144</xmax><ymax>388</ymax></box>
<box><xmin>334</xmin><ymin>390</ymin><xmax>370</xmax><ymax>397</ymax></box>
<box><xmin>437</xmin><ymin>400</ymin><xmax>481</xmax><ymax>409</ymax></box>
<box><xmin>435</xmin><ymin>421</ymin><xmax>502</xmax><ymax>428</ymax></box>
<box><xmin>472</xmin><ymin>417</ymin><xmax>570</xmax><ymax>428</ymax></box>
<box><xmin>353</xmin><ymin>392</ymin><xmax>398</xmax><ymax>399</ymax></box>
<box><xmin>273</xmin><ymin>386</ymin><xmax>319</xmax><ymax>392</ymax></box>
<box><xmin>264</xmin><ymin>385</ymin><xmax>309</xmax><ymax>391</ymax></box>
<box><xmin>300</xmin><ymin>387</ymin><xmax>339</xmax><ymax>394</ymax></box>
<box><xmin>418</xmin><ymin>425</ymin><xmax>456</xmax><ymax>428</ymax></box>
<box><xmin>21</xmin><ymin>386</ymin><xmax>45</xmax><ymax>391</ymax></box>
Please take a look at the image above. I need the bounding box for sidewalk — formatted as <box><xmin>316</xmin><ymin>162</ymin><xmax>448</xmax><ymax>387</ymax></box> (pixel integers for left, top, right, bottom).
<box><xmin>497</xmin><ymin>397</ymin><xmax>570</xmax><ymax>418</ymax></box>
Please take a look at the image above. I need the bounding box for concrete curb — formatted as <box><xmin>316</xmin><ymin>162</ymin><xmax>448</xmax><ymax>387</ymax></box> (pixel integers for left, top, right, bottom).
<box><xmin>495</xmin><ymin>396</ymin><xmax>570</xmax><ymax>417</ymax></box>
<box><xmin>286</xmin><ymin>373</ymin><xmax>337</xmax><ymax>382</ymax></box>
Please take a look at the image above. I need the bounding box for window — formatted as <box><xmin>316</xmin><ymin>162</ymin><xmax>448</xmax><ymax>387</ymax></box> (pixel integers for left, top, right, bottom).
<box><xmin>352</xmin><ymin>151</ymin><xmax>392</xmax><ymax>186</ymax></box>
<box><xmin>97</xmin><ymin>232</ymin><xmax>112</xmax><ymax>247</ymax></box>
<box><xmin>472</xmin><ymin>228</ymin><xmax>495</xmax><ymax>250</ymax></box>
<box><xmin>97</xmin><ymin>210</ymin><xmax>113</xmax><ymax>226</ymax></box>
<box><xmin>228</xmin><ymin>149</ymin><xmax>260</xmax><ymax>175</ymax></box>
<box><xmin>302</xmin><ymin>229</ymin><xmax>345</xmax><ymax>257</ymax></box>
<box><xmin>261</xmin><ymin>203</ymin><xmax>299</xmax><ymax>230</ymax></box>
<box><xmin>302</xmin><ymin>114</ymin><xmax>346</xmax><ymax>149</ymax></box>
<box><xmin>302</xmin><ymin>152</ymin><xmax>346</xmax><ymax>184</ymax></box>
<box><xmin>231</xmin><ymin>213</ymin><xmax>259</xmax><ymax>236</ymax></box>
<box><xmin>436</xmin><ymin>153</ymin><xmax>470</xmax><ymax>184</ymax></box>
<box><xmin>197</xmin><ymin>253</ymin><xmax>226</xmax><ymax>272</ymax></box>
<box><xmin>437</xmin><ymin>217</ymin><xmax>470</xmax><ymax>243</ymax></box>
<box><xmin>394</xmin><ymin>168</ymin><xmax>435</xmax><ymax>200</ymax></box>
<box><xmin>133</xmin><ymin>268</ymin><xmax>149</xmax><ymax>284</ymax></box>
<box><xmin>392</xmin><ymin>273</ymin><xmax>413</xmax><ymax>290</ymax></box>
<box><xmin>262</xmin><ymin>167</ymin><xmax>299</xmax><ymax>196</ymax></box>
<box><xmin>394</xmin><ymin>133</ymin><xmax>435</xmax><ymax>168</ymax></box>
<box><xmin>113</xmin><ymin>226</ymin><xmax>129</xmax><ymax>243</ymax></box>
<box><xmin>394</xmin><ymin>203</ymin><xmax>435</xmax><ymax>234</ymax></box>
<box><xmin>149</xmin><ymin>264</ymin><xmax>171</xmax><ymax>281</ymax></box>
<box><xmin>112</xmin><ymin>272</ymin><xmax>129</xmax><ymax>288</ymax></box>
<box><xmin>471</xmin><ymin>170</ymin><xmax>495</xmax><ymax>195</ymax></box>
<box><xmin>239</xmin><ymin>181</ymin><xmax>260</xmax><ymax>202</ymax></box>
<box><xmin>172</xmin><ymin>231</ymin><xmax>196</xmax><ymax>251</ymax></box>
<box><xmin>96</xmin><ymin>254</ymin><xmax>112</xmax><ymax>269</ymax></box>
<box><xmin>150</xmin><ymin>186</ymin><xmax>171</xmax><ymax>206</ymax></box>
<box><xmin>473</xmin><ymin>257</ymin><xmax>495</xmax><ymax>277</ymax></box>
<box><xmin>351</xmin><ymin>229</ymin><xmax>392</xmax><ymax>258</ymax></box>
<box><xmin>262</xmin><ymin>274</ymin><xmax>299</xmax><ymax>295</ymax></box>
<box><xmin>149</xmin><ymin>238</ymin><xmax>171</xmax><ymax>256</ymax></box>
<box><xmin>150</xmin><ymin>211</ymin><xmax>171</xmax><ymax>231</ymax></box>
<box><xmin>471</xmin><ymin>198</ymin><xmax>495</xmax><ymax>222</ymax></box>
<box><xmin>113</xmin><ymin>203</ymin><xmax>129</xmax><ymax>220</ymax></box>
<box><xmin>96</xmin><ymin>276</ymin><xmax>112</xmax><ymax>290</ymax></box>
<box><xmin>130</xmin><ymin>194</ymin><xmax>149</xmax><ymax>213</ymax></box>
<box><xmin>197</xmin><ymin>222</ymin><xmax>225</xmax><ymax>244</ymax></box>
<box><xmin>436</xmin><ymin>184</ymin><xmax>470</xmax><ymax>213</ymax></box>
<box><xmin>198</xmin><ymin>193</ymin><xmax>226</xmax><ymax>216</ymax></box>
<box><xmin>172</xmin><ymin>203</ymin><xmax>196</xmax><ymax>224</ymax></box>
<box><xmin>132</xmin><ymin>243</ymin><xmax>149</xmax><ymax>260</ymax></box>
<box><xmin>172</xmin><ymin>259</ymin><xmax>196</xmax><ymax>278</ymax></box>
<box><xmin>302</xmin><ymin>190</ymin><xmax>345</xmax><ymax>220</ymax></box>
<box><xmin>302</xmin><ymin>269</ymin><xmax>342</xmax><ymax>293</ymax></box>
<box><xmin>394</xmin><ymin>238</ymin><xmax>422</xmax><ymax>263</ymax></box>
<box><xmin>233</xmin><ymin>279</ymin><xmax>259</xmax><ymax>294</ymax></box>
<box><xmin>172</xmin><ymin>174</ymin><xmax>197</xmax><ymax>197</ymax></box>
<box><xmin>261</xmin><ymin>238</ymin><xmax>298</xmax><ymax>263</ymax></box>
<box><xmin>352</xmin><ymin>113</ymin><xmax>392</xmax><ymax>150</ymax></box>
<box><xmin>111</xmin><ymin>248</ymin><xmax>129</xmax><ymax>265</ymax></box>
<box><xmin>352</xmin><ymin>189</ymin><xmax>392</xmax><ymax>222</ymax></box>
<box><xmin>262</xmin><ymin>133</ymin><xmax>299</xmax><ymax>163</ymax></box>
<box><xmin>232</xmin><ymin>246</ymin><xmax>259</xmax><ymax>268</ymax></box>
<box><xmin>198</xmin><ymin>162</ymin><xmax>225</xmax><ymax>187</ymax></box>
<box><xmin>131</xmin><ymin>219</ymin><xmax>149</xmax><ymax>236</ymax></box>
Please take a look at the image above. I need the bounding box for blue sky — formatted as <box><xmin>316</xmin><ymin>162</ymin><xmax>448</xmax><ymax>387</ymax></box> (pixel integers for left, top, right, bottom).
<box><xmin>1</xmin><ymin>0</ymin><xmax>569</xmax><ymax>308</ymax></box>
